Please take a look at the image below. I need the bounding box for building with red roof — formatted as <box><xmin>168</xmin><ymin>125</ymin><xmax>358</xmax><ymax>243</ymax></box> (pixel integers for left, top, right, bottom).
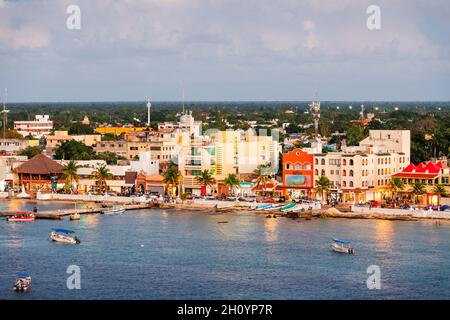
<box><xmin>393</xmin><ymin>159</ymin><xmax>449</xmax><ymax>205</ymax></box>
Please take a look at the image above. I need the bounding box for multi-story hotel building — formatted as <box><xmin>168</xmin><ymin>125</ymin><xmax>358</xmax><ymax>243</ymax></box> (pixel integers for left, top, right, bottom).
<box><xmin>177</xmin><ymin>128</ymin><xmax>281</xmax><ymax>195</ymax></box>
<box><xmin>207</xmin><ymin>129</ymin><xmax>280</xmax><ymax>179</ymax></box>
<box><xmin>14</xmin><ymin>115</ymin><xmax>53</xmax><ymax>138</ymax></box>
<box><xmin>312</xmin><ymin>130</ymin><xmax>410</xmax><ymax>203</ymax></box>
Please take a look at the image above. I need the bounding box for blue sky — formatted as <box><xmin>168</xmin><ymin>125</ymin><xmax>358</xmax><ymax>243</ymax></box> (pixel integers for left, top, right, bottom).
<box><xmin>0</xmin><ymin>0</ymin><xmax>449</xmax><ymax>102</ymax></box>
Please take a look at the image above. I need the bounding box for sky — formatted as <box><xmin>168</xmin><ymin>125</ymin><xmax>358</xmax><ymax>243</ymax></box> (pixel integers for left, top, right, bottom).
<box><xmin>0</xmin><ymin>0</ymin><xmax>449</xmax><ymax>102</ymax></box>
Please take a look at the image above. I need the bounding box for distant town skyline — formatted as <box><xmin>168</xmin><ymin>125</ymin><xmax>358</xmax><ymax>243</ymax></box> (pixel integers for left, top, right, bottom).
<box><xmin>1</xmin><ymin>0</ymin><xmax>449</xmax><ymax>102</ymax></box>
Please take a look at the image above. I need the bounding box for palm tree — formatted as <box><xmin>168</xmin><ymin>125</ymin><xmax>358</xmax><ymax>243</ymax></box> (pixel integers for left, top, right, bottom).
<box><xmin>223</xmin><ymin>173</ymin><xmax>240</xmax><ymax>195</ymax></box>
<box><xmin>253</xmin><ymin>165</ymin><xmax>273</xmax><ymax>196</ymax></box>
<box><xmin>92</xmin><ymin>164</ymin><xmax>113</xmax><ymax>194</ymax></box>
<box><xmin>195</xmin><ymin>170</ymin><xmax>216</xmax><ymax>195</ymax></box>
<box><xmin>163</xmin><ymin>165</ymin><xmax>182</xmax><ymax>196</ymax></box>
<box><xmin>62</xmin><ymin>160</ymin><xmax>80</xmax><ymax>193</ymax></box>
<box><xmin>315</xmin><ymin>175</ymin><xmax>331</xmax><ymax>203</ymax></box>
<box><xmin>389</xmin><ymin>177</ymin><xmax>405</xmax><ymax>207</ymax></box>
<box><xmin>433</xmin><ymin>184</ymin><xmax>448</xmax><ymax>197</ymax></box>
<box><xmin>411</xmin><ymin>181</ymin><xmax>426</xmax><ymax>205</ymax></box>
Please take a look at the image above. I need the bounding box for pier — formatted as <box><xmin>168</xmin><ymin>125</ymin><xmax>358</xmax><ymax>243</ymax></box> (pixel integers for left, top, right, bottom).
<box><xmin>0</xmin><ymin>203</ymin><xmax>153</xmax><ymax>219</ymax></box>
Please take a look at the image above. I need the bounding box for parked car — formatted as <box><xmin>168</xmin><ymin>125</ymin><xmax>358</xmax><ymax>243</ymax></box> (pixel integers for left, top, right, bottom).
<box><xmin>440</xmin><ymin>205</ymin><xmax>450</xmax><ymax>211</ymax></box>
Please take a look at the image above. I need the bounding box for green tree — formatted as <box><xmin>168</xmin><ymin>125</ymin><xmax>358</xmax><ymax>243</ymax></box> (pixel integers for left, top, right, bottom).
<box><xmin>17</xmin><ymin>146</ymin><xmax>42</xmax><ymax>158</ymax></box>
<box><xmin>195</xmin><ymin>170</ymin><xmax>216</xmax><ymax>195</ymax></box>
<box><xmin>54</xmin><ymin>140</ymin><xmax>94</xmax><ymax>160</ymax></box>
<box><xmin>411</xmin><ymin>181</ymin><xmax>426</xmax><ymax>204</ymax></box>
<box><xmin>433</xmin><ymin>185</ymin><xmax>448</xmax><ymax>197</ymax></box>
<box><xmin>68</xmin><ymin>123</ymin><xmax>94</xmax><ymax>135</ymax></box>
<box><xmin>315</xmin><ymin>175</ymin><xmax>331</xmax><ymax>202</ymax></box>
<box><xmin>389</xmin><ymin>177</ymin><xmax>405</xmax><ymax>206</ymax></box>
<box><xmin>92</xmin><ymin>164</ymin><xmax>113</xmax><ymax>193</ymax></box>
<box><xmin>4</xmin><ymin>130</ymin><xmax>24</xmax><ymax>139</ymax></box>
<box><xmin>163</xmin><ymin>165</ymin><xmax>182</xmax><ymax>196</ymax></box>
<box><xmin>223</xmin><ymin>173</ymin><xmax>240</xmax><ymax>195</ymax></box>
<box><xmin>94</xmin><ymin>152</ymin><xmax>126</xmax><ymax>165</ymax></box>
<box><xmin>253</xmin><ymin>165</ymin><xmax>273</xmax><ymax>196</ymax></box>
<box><xmin>62</xmin><ymin>160</ymin><xmax>80</xmax><ymax>192</ymax></box>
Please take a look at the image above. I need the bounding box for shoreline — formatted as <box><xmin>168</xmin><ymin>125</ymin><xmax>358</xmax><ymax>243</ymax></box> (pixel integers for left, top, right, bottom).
<box><xmin>1</xmin><ymin>198</ymin><xmax>448</xmax><ymax>222</ymax></box>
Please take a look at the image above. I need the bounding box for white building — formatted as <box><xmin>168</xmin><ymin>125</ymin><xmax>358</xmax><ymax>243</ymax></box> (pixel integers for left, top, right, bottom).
<box><xmin>158</xmin><ymin>111</ymin><xmax>202</xmax><ymax>138</ymax></box>
<box><xmin>312</xmin><ymin>130</ymin><xmax>410</xmax><ymax>204</ymax></box>
<box><xmin>14</xmin><ymin>115</ymin><xmax>53</xmax><ymax>138</ymax></box>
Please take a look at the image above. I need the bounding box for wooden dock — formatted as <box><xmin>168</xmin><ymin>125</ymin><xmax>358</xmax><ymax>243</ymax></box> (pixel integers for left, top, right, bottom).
<box><xmin>0</xmin><ymin>203</ymin><xmax>154</xmax><ymax>220</ymax></box>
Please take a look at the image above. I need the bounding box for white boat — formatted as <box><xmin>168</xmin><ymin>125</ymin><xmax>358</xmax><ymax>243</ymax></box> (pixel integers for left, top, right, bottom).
<box><xmin>101</xmin><ymin>207</ymin><xmax>126</xmax><ymax>215</ymax></box>
<box><xmin>215</xmin><ymin>203</ymin><xmax>235</xmax><ymax>209</ymax></box>
<box><xmin>330</xmin><ymin>238</ymin><xmax>354</xmax><ymax>254</ymax></box>
<box><xmin>50</xmin><ymin>228</ymin><xmax>80</xmax><ymax>244</ymax></box>
<box><xmin>12</xmin><ymin>273</ymin><xmax>31</xmax><ymax>292</ymax></box>
<box><xmin>70</xmin><ymin>212</ymin><xmax>80</xmax><ymax>220</ymax></box>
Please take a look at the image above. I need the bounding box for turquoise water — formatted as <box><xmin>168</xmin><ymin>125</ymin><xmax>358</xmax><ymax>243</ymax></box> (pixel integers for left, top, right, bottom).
<box><xmin>1</xmin><ymin>200</ymin><xmax>450</xmax><ymax>299</ymax></box>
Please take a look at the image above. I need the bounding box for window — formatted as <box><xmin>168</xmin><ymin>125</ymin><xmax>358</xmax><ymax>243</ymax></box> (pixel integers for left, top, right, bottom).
<box><xmin>349</xmin><ymin>170</ymin><xmax>354</xmax><ymax>177</ymax></box>
<box><xmin>350</xmin><ymin>159</ymin><xmax>354</xmax><ymax>166</ymax></box>
<box><xmin>343</xmin><ymin>159</ymin><xmax>347</xmax><ymax>165</ymax></box>
<box><xmin>286</xmin><ymin>163</ymin><xmax>291</xmax><ymax>170</ymax></box>
<box><xmin>321</xmin><ymin>159</ymin><xmax>325</xmax><ymax>165</ymax></box>
<box><xmin>315</xmin><ymin>169</ymin><xmax>319</xmax><ymax>176</ymax></box>
<box><xmin>321</xmin><ymin>169</ymin><xmax>325</xmax><ymax>176</ymax></box>
<box><xmin>350</xmin><ymin>181</ymin><xmax>354</xmax><ymax>187</ymax></box>
<box><xmin>343</xmin><ymin>170</ymin><xmax>347</xmax><ymax>176</ymax></box>
<box><xmin>315</xmin><ymin>158</ymin><xmax>318</xmax><ymax>165</ymax></box>
<box><xmin>343</xmin><ymin>181</ymin><xmax>347</xmax><ymax>187</ymax></box>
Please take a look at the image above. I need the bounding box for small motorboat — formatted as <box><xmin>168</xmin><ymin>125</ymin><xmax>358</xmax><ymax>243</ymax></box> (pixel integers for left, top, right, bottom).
<box><xmin>7</xmin><ymin>211</ymin><xmax>35</xmax><ymax>222</ymax></box>
<box><xmin>101</xmin><ymin>207</ymin><xmax>126</xmax><ymax>215</ymax></box>
<box><xmin>255</xmin><ymin>203</ymin><xmax>273</xmax><ymax>210</ymax></box>
<box><xmin>279</xmin><ymin>203</ymin><xmax>296</xmax><ymax>212</ymax></box>
<box><xmin>215</xmin><ymin>203</ymin><xmax>235</xmax><ymax>210</ymax></box>
<box><xmin>12</xmin><ymin>273</ymin><xmax>32</xmax><ymax>292</ymax></box>
<box><xmin>330</xmin><ymin>238</ymin><xmax>354</xmax><ymax>254</ymax></box>
<box><xmin>50</xmin><ymin>228</ymin><xmax>80</xmax><ymax>244</ymax></box>
<box><xmin>70</xmin><ymin>212</ymin><xmax>81</xmax><ymax>221</ymax></box>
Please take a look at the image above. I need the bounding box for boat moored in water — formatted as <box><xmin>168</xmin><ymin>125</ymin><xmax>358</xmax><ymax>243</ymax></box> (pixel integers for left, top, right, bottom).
<box><xmin>70</xmin><ymin>212</ymin><xmax>81</xmax><ymax>220</ymax></box>
<box><xmin>330</xmin><ymin>238</ymin><xmax>354</xmax><ymax>254</ymax></box>
<box><xmin>12</xmin><ymin>273</ymin><xmax>32</xmax><ymax>292</ymax></box>
<box><xmin>255</xmin><ymin>203</ymin><xmax>273</xmax><ymax>210</ymax></box>
<box><xmin>279</xmin><ymin>203</ymin><xmax>297</xmax><ymax>212</ymax></box>
<box><xmin>7</xmin><ymin>211</ymin><xmax>35</xmax><ymax>222</ymax></box>
<box><xmin>50</xmin><ymin>228</ymin><xmax>80</xmax><ymax>244</ymax></box>
<box><xmin>101</xmin><ymin>207</ymin><xmax>126</xmax><ymax>215</ymax></box>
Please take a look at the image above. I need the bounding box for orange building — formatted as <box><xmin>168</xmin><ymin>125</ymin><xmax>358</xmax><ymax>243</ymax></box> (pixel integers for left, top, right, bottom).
<box><xmin>282</xmin><ymin>148</ymin><xmax>314</xmax><ymax>199</ymax></box>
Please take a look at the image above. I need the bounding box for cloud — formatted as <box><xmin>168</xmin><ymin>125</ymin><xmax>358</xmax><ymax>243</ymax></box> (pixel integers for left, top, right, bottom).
<box><xmin>0</xmin><ymin>0</ymin><xmax>449</xmax><ymax>101</ymax></box>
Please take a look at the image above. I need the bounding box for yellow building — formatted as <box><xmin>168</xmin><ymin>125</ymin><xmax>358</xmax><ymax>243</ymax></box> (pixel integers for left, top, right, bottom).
<box><xmin>95</xmin><ymin>127</ymin><xmax>147</xmax><ymax>135</ymax></box>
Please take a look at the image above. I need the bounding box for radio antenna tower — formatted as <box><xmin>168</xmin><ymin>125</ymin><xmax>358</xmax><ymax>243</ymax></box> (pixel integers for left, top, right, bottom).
<box><xmin>146</xmin><ymin>98</ymin><xmax>151</xmax><ymax>127</ymax></box>
<box><xmin>308</xmin><ymin>93</ymin><xmax>321</xmax><ymax>137</ymax></box>
<box><xmin>1</xmin><ymin>88</ymin><xmax>10</xmax><ymax>141</ymax></box>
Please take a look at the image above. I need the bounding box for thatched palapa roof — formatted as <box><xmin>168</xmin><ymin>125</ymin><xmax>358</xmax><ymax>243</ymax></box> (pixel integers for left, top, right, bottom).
<box><xmin>16</xmin><ymin>154</ymin><xmax>64</xmax><ymax>175</ymax></box>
